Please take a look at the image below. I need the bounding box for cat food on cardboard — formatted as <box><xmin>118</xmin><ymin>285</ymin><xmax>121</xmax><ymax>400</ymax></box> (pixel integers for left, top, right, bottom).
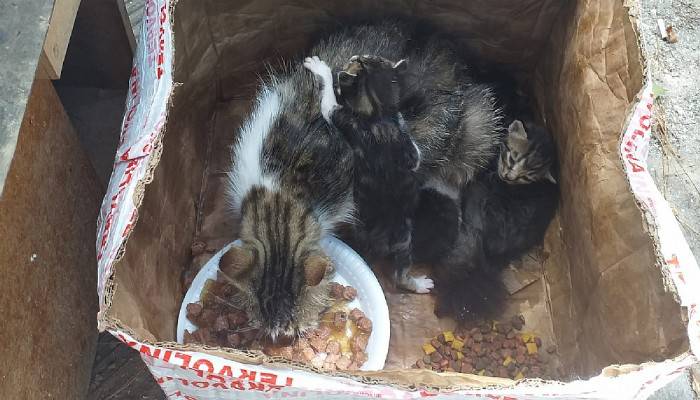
<box><xmin>184</xmin><ymin>274</ymin><xmax>372</xmax><ymax>371</ymax></box>
<box><xmin>412</xmin><ymin>315</ymin><xmax>556</xmax><ymax>380</ymax></box>
<box><xmin>190</xmin><ymin>241</ymin><xmax>207</xmax><ymax>256</ymax></box>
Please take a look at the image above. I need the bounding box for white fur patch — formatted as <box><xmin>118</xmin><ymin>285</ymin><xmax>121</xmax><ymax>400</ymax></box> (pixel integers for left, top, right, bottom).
<box><xmin>303</xmin><ymin>56</ymin><xmax>338</xmax><ymax>122</ymax></box>
<box><xmin>227</xmin><ymin>87</ymin><xmax>281</xmax><ymax>213</ymax></box>
<box><xmin>397</xmin><ymin>113</ymin><xmax>422</xmax><ymax>172</ymax></box>
<box><xmin>411</xmin><ymin>140</ymin><xmax>422</xmax><ymax>172</ymax></box>
<box><xmin>410</xmin><ymin>275</ymin><xmax>434</xmax><ymax>294</ymax></box>
<box><xmin>422</xmin><ymin>177</ymin><xmax>460</xmax><ymax>201</ymax></box>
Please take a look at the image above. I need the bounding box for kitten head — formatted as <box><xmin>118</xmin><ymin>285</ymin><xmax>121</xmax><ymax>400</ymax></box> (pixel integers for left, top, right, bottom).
<box><xmin>220</xmin><ymin>187</ymin><xmax>333</xmax><ymax>341</ymax></box>
<box><xmin>498</xmin><ymin>120</ymin><xmax>557</xmax><ymax>184</ymax></box>
<box><xmin>336</xmin><ymin>54</ymin><xmax>407</xmax><ymax>118</ymax></box>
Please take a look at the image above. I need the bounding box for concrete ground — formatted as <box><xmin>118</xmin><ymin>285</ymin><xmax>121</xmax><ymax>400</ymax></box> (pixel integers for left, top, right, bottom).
<box><xmin>0</xmin><ymin>0</ymin><xmax>53</xmax><ymax>195</ymax></box>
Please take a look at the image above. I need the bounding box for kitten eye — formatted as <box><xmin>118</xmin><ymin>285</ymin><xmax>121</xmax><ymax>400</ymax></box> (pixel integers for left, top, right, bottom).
<box><xmin>508</xmin><ymin>154</ymin><xmax>515</xmax><ymax>164</ymax></box>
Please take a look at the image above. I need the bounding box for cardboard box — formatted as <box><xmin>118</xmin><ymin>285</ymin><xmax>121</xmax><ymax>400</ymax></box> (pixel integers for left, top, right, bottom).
<box><xmin>96</xmin><ymin>0</ymin><xmax>699</xmax><ymax>398</ymax></box>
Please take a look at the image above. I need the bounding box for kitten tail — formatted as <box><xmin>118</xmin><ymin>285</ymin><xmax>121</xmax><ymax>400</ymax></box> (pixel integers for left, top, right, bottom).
<box><xmin>435</xmin><ymin>268</ymin><xmax>509</xmax><ymax>322</ymax></box>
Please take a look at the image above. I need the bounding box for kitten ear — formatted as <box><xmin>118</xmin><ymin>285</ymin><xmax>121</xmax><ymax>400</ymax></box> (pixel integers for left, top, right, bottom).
<box><xmin>219</xmin><ymin>243</ymin><xmax>254</xmax><ymax>279</ymax></box>
<box><xmin>507</xmin><ymin>120</ymin><xmax>528</xmax><ymax>141</ymax></box>
<box><xmin>393</xmin><ymin>59</ymin><xmax>408</xmax><ymax>74</ymax></box>
<box><xmin>544</xmin><ymin>170</ymin><xmax>557</xmax><ymax>184</ymax></box>
<box><xmin>338</xmin><ymin>71</ymin><xmax>357</xmax><ymax>88</ymax></box>
<box><xmin>303</xmin><ymin>255</ymin><xmax>332</xmax><ymax>286</ymax></box>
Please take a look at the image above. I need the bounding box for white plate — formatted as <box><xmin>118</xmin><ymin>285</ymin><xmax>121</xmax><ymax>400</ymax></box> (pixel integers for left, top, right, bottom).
<box><xmin>176</xmin><ymin>236</ymin><xmax>390</xmax><ymax>371</ymax></box>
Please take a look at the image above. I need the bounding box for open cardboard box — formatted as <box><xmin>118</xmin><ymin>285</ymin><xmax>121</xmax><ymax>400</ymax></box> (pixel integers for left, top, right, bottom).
<box><xmin>97</xmin><ymin>0</ymin><xmax>699</xmax><ymax>397</ymax></box>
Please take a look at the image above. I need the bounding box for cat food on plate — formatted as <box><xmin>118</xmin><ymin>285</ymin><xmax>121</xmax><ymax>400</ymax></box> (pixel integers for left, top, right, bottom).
<box><xmin>265</xmin><ymin>299</ymin><xmax>371</xmax><ymax>371</ymax></box>
<box><xmin>177</xmin><ymin>237</ymin><xmax>390</xmax><ymax>371</ymax></box>
<box><xmin>183</xmin><ymin>274</ymin><xmax>371</xmax><ymax>371</ymax></box>
<box><xmin>182</xmin><ymin>276</ymin><xmax>259</xmax><ymax>348</ymax></box>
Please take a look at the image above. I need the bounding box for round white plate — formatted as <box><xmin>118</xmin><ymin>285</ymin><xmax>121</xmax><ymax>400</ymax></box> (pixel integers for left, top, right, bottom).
<box><xmin>176</xmin><ymin>236</ymin><xmax>390</xmax><ymax>371</ymax></box>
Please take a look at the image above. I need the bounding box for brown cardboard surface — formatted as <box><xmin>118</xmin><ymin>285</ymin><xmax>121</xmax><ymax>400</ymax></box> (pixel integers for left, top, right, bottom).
<box><xmin>105</xmin><ymin>0</ymin><xmax>687</xmax><ymax>386</ymax></box>
<box><xmin>534</xmin><ymin>0</ymin><xmax>686</xmax><ymax>376</ymax></box>
<box><xmin>0</xmin><ymin>78</ymin><xmax>101</xmax><ymax>398</ymax></box>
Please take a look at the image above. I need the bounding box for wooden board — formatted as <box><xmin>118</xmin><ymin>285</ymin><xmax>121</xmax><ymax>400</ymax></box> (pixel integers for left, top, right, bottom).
<box><xmin>56</xmin><ymin>0</ymin><xmax>134</xmax><ymax>89</ymax></box>
<box><xmin>40</xmin><ymin>0</ymin><xmax>81</xmax><ymax>79</ymax></box>
<box><xmin>0</xmin><ymin>78</ymin><xmax>101</xmax><ymax>398</ymax></box>
<box><xmin>40</xmin><ymin>0</ymin><xmax>135</xmax><ymax>81</ymax></box>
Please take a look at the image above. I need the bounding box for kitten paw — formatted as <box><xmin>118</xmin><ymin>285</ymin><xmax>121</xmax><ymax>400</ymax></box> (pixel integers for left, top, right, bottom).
<box><xmin>398</xmin><ymin>274</ymin><xmax>434</xmax><ymax>294</ymax></box>
<box><xmin>411</xmin><ymin>275</ymin><xmax>434</xmax><ymax>294</ymax></box>
<box><xmin>303</xmin><ymin>56</ymin><xmax>332</xmax><ymax>84</ymax></box>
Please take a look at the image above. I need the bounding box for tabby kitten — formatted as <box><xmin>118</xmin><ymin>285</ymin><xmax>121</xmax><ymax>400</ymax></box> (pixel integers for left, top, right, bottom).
<box><xmin>219</xmin><ymin>187</ymin><xmax>336</xmax><ymax>340</ymax></box>
<box><xmin>223</xmin><ymin>76</ymin><xmax>355</xmax><ymax>340</ymax></box>
<box><xmin>498</xmin><ymin>120</ymin><xmax>557</xmax><ymax>184</ymax></box>
<box><xmin>224</xmin><ymin>22</ymin><xmax>500</xmax><ymax>339</ymax></box>
<box><xmin>304</xmin><ymin>54</ymin><xmax>432</xmax><ymax>293</ymax></box>
<box><xmin>413</xmin><ymin>120</ymin><xmax>559</xmax><ymax>321</ymax></box>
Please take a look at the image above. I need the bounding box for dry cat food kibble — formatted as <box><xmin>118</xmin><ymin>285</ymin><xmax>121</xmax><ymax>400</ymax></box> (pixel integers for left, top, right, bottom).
<box><xmin>413</xmin><ymin>315</ymin><xmax>556</xmax><ymax>380</ymax></box>
<box><xmin>184</xmin><ymin>274</ymin><xmax>371</xmax><ymax>371</ymax></box>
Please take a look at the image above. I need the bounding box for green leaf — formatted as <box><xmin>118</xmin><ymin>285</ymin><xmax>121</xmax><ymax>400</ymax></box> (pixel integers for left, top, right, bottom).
<box><xmin>652</xmin><ymin>82</ymin><xmax>667</xmax><ymax>97</ymax></box>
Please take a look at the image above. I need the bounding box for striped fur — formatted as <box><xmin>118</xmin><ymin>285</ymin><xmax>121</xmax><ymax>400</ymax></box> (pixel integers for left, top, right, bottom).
<box><xmin>498</xmin><ymin>120</ymin><xmax>556</xmax><ymax>184</ymax></box>
<box><xmin>222</xmin><ymin>187</ymin><xmax>334</xmax><ymax>339</ymax></box>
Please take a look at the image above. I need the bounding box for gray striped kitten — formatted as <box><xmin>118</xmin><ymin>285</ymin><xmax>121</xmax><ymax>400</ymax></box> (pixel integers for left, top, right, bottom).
<box><xmin>223</xmin><ymin>22</ymin><xmax>501</xmax><ymax>339</ymax></box>
<box><xmin>498</xmin><ymin>120</ymin><xmax>556</xmax><ymax>184</ymax></box>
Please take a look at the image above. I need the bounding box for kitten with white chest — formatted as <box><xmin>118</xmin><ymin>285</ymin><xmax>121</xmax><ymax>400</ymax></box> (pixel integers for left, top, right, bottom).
<box><xmin>413</xmin><ymin>119</ymin><xmax>559</xmax><ymax>321</ymax></box>
<box><xmin>304</xmin><ymin>54</ymin><xmax>433</xmax><ymax>294</ymax></box>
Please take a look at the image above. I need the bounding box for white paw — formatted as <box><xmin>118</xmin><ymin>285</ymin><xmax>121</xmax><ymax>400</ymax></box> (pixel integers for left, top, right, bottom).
<box><xmin>303</xmin><ymin>56</ymin><xmax>332</xmax><ymax>82</ymax></box>
<box><xmin>410</xmin><ymin>275</ymin><xmax>434</xmax><ymax>294</ymax></box>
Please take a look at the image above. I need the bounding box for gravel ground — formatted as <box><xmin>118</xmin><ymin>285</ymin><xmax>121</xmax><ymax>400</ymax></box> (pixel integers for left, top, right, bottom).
<box><xmin>638</xmin><ymin>0</ymin><xmax>700</xmax><ymax>258</ymax></box>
